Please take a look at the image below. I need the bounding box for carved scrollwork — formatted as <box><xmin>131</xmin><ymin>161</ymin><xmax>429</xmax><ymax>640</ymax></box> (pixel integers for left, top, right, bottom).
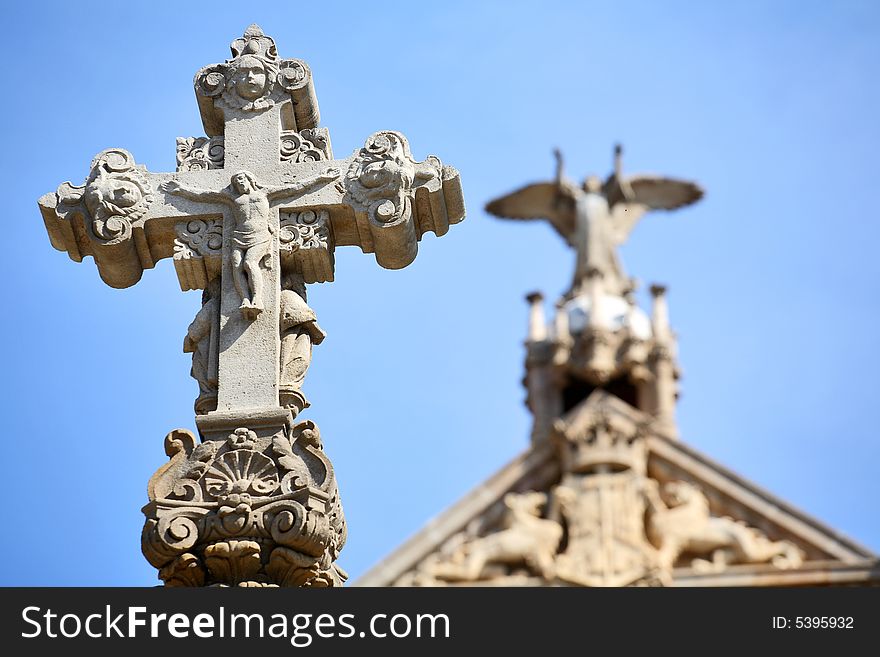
<box><xmin>195</xmin><ymin>64</ymin><xmax>228</xmax><ymax>98</ymax></box>
<box><xmin>277</xmin><ymin>60</ymin><xmax>309</xmax><ymax>92</ymax></box>
<box><xmin>280</xmin><ymin>128</ymin><xmax>331</xmax><ymax>163</ymax></box>
<box><xmin>346</xmin><ymin>131</ymin><xmax>418</xmax><ymax>226</ymax></box>
<box><xmin>56</xmin><ymin>181</ymin><xmax>86</xmax><ymax>208</ymax></box>
<box><xmin>173</xmin><ymin>218</ymin><xmax>223</xmax><ymax>291</ymax></box>
<box><xmin>155</xmin><ymin>514</ymin><xmax>200</xmax><ymax>554</ymax></box>
<box><xmin>142</xmin><ymin>419</ymin><xmax>346</xmax><ymax>587</ymax></box>
<box><xmin>273</xmin><ymin>434</ymin><xmax>311</xmax><ymax>493</ymax></box>
<box><xmin>267</xmin><ymin>501</ymin><xmax>330</xmax><ymax>556</ymax></box>
<box><xmin>175</xmin><ymin>219</ymin><xmax>223</xmax><ymax>258</ymax></box>
<box><xmin>279</xmin><ymin>209</ymin><xmax>334</xmax><ymax>283</ymax></box>
<box><xmin>279</xmin><ymin>209</ymin><xmax>330</xmax><ymax>251</ymax></box>
<box><xmin>53</xmin><ymin>148</ymin><xmax>154</xmax><ymax>245</ymax></box>
<box><xmin>40</xmin><ymin>147</ymin><xmax>165</xmax><ymax>287</ymax></box>
<box><xmin>343</xmin><ymin>130</ymin><xmax>460</xmax><ymax>270</ymax></box>
<box><xmin>194</xmin><ymin>25</ymin><xmax>315</xmax><ymax>116</ymax></box>
<box><xmin>176</xmin><ymin>136</ymin><xmax>225</xmax><ymax>171</ymax></box>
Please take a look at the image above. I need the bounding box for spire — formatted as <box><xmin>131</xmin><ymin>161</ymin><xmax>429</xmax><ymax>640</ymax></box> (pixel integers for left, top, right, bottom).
<box><xmin>526</xmin><ymin>292</ymin><xmax>547</xmax><ymax>342</ymax></box>
<box><xmin>650</xmin><ymin>284</ymin><xmax>678</xmax><ymax>437</ymax></box>
<box><xmin>650</xmin><ymin>284</ymin><xmax>671</xmax><ymax>343</ymax></box>
<box><xmin>554</xmin><ymin>297</ymin><xmax>570</xmax><ymax>348</ymax></box>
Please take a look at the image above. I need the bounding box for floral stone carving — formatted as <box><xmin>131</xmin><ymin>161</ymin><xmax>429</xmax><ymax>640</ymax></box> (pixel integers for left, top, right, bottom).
<box><xmin>176</xmin><ymin>136</ymin><xmax>225</xmax><ymax>171</ymax></box>
<box><xmin>143</xmin><ymin>425</ymin><xmax>346</xmax><ymax>587</ymax></box>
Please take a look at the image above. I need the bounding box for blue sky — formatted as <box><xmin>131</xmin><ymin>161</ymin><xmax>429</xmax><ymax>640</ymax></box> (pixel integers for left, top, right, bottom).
<box><xmin>2</xmin><ymin>1</ymin><xmax>878</xmax><ymax>585</ymax></box>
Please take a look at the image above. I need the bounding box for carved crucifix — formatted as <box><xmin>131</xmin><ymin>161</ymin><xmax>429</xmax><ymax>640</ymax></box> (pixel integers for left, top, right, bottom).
<box><xmin>38</xmin><ymin>25</ymin><xmax>464</xmax><ymax>587</ymax></box>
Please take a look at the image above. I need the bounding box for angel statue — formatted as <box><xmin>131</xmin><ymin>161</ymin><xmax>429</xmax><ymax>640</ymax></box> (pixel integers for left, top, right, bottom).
<box><xmin>485</xmin><ymin>145</ymin><xmax>703</xmax><ymax>297</ymax></box>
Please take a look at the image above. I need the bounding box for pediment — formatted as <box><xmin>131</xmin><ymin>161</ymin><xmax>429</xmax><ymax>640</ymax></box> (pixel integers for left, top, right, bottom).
<box><xmin>356</xmin><ymin>392</ymin><xmax>877</xmax><ymax>587</ymax></box>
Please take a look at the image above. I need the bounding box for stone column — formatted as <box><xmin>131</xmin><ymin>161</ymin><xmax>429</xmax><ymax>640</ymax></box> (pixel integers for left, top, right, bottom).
<box><xmin>650</xmin><ymin>284</ymin><xmax>678</xmax><ymax>437</ymax></box>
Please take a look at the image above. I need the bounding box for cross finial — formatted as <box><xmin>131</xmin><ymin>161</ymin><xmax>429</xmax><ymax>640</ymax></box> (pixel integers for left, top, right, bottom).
<box><xmin>230</xmin><ymin>24</ymin><xmax>277</xmax><ymax>61</ymax></box>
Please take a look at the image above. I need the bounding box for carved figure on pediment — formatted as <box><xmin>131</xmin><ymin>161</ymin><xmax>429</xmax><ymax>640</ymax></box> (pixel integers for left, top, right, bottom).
<box><xmin>279</xmin><ymin>273</ymin><xmax>326</xmax><ymax>412</ymax></box>
<box><xmin>645</xmin><ymin>480</ymin><xmax>804</xmax><ymax>572</ymax></box>
<box><xmin>421</xmin><ymin>492</ymin><xmax>563</xmax><ymax>583</ymax></box>
<box><xmin>184</xmin><ymin>277</ymin><xmax>221</xmax><ymax>414</ymax></box>
<box><xmin>161</xmin><ymin>167</ymin><xmax>339</xmax><ymax>319</ymax></box>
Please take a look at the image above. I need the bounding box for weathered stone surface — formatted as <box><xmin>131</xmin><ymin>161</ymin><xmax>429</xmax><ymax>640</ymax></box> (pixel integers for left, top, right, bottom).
<box><xmin>38</xmin><ymin>24</ymin><xmax>465</xmax><ymax>587</ymax></box>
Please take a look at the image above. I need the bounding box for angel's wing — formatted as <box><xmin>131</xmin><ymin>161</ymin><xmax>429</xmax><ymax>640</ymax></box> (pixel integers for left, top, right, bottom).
<box><xmin>484</xmin><ymin>182</ymin><xmax>577</xmax><ymax>244</ymax></box>
<box><xmin>606</xmin><ymin>176</ymin><xmax>703</xmax><ymax>244</ymax></box>
<box><xmin>627</xmin><ymin>176</ymin><xmax>703</xmax><ymax>210</ymax></box>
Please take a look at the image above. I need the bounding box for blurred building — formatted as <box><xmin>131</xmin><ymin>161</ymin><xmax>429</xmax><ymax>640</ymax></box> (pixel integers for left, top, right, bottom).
<box><xmin>358</xmin><ymin>148</ymin><xmax>879</xmax><ymax>587</ymax></box>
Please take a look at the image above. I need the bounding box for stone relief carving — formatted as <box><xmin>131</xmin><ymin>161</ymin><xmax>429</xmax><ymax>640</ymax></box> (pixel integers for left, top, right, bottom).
<box><xmin>402</xmin><ymin>492</ymin><xmax>562</xmax><ymax>585</ymax></box>
<box><xmin>346</xmin><ymin>131</ymin><xmax>443</xmax><ymax>228</ymax></box>
<box><xmin>279</xmin><ymin>273</ymin><xmax>326</xmax><ymax>413</ymax></box>
<box><xmin>143</xmin><ymin>424</ymin><xmax>347</xmax><ymax>587</ymax></box>
<box><xmin>279</xmin><ymin>209</ymin><xmax>331</xmax><ymax>252</ymax></box>
<box><xmin>645</xmin><ymin>480</ymin><xmax>804</xmax><ymax>572</ymax></box>
<box><xmin>553</xmin><ymin>475</ymin><xmax>662</xmax><ymax>587</ymax></box>
<box><xmin>176</xmin><ymin>129</ymin><xmax>328</xmax><ymax>171</ymax></box>
<box><xmin>401</xmin><ymin>396</ymin><xmax>806</xmax><ymax>587</ymax></box>
<box><xmin>55</xmin><ymin>148</ymin><xmax>153</xmax><ymax>244</ymax></box>
<box><xmin>280</xmin><ymin>128</ymin><xmax>331</xmax><ymax>162</ymax></box>
<box><xmin>194</xmin><ymin>25</ymin><xmax>311</xmax><ymax>114</ymax></box>
<box><xmin>278</xmin><ymin>209</ymin><xmax>334</xmax><ymax>283</ymax></box>
<box><xmin>162</xmin><ymin>168</ymin><xmax>339</xmax><ymax>319</ymax></box>
<box><xmin>176</xmin><ymin>136</ymin><xmax>225</xmax><ymax>171</ymax></box>
<box><xmin>173</xmin><ymin>218</ymin><xmax>223</xmax><ymax>291</ymax></box>
<box><xmin>184</xmin><ymin>277</ymin><xmax>221</xmax><ymax>415</ymax></box>
<box><xmin>403</xmin><ymin>476</ymin><xmax>806</xmax><ymax>586</ymax></box>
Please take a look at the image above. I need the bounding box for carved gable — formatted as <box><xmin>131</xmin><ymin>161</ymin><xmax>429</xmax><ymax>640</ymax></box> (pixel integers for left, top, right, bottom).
<box><xmin>358</xmin><ymin>392</ymin><xmax>878</xmax><ymax>587</ymax></box>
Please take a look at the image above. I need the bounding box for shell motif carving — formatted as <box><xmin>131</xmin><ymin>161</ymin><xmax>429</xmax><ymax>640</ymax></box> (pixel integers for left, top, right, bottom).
<box><xmin>204</xmin><ymin>449</ymin><xmax>280</xmax><ymax>499</ymax></box>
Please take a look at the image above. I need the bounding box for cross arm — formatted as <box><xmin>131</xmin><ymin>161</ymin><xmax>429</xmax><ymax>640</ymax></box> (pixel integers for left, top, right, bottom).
<box><xmin>38</xmin><ymin>148</ymin><xmax>230</xmax><ymax>289</ymax></box>
<box><xmin>274</xmin><ymin>131</ymin><xmax>465</xmax><ymax>274</ymax></box>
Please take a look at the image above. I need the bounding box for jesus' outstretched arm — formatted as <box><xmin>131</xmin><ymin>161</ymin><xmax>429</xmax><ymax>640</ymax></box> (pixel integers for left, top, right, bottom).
<box><xmin>160</xmin><ymin>180</ymin><xmax>231</xmax><ymax>205</ymax></box>
<box><xmin>267</xmin><ymin>167</ymin><xmax>341</xmax><ymax>202</ymax></box>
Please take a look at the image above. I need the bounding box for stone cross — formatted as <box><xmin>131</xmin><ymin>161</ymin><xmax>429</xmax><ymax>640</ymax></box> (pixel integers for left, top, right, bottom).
<box><xmin>38</xmin><ymin>25</ymin><xmax>464</xmax><ymax>587</ymax></box>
